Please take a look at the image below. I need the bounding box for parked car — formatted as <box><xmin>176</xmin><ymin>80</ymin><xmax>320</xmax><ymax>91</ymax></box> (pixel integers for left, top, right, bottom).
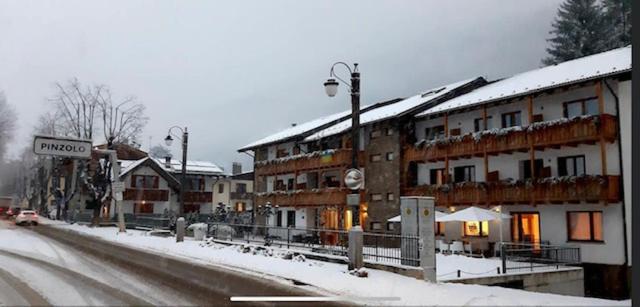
<box><xmin>15</xmin><ymin>210</ymin><xmax>38</xmax><ymax>226</ymax></box>
<box><xmin>6</xmin><ymin>207</ymin><xmax>21</xmax><ymax>219</ymax></box>
<box><xmin>0</xmin><ymin>206</ymin><xmax>8</xmax><ymax>218</ymax></box>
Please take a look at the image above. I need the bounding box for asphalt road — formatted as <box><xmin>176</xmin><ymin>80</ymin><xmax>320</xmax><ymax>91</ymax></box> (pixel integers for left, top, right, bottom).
<box><xmin>0</xmin><ymin>219</ymin><xmax>345</xmax><ymax>306</ymax></box>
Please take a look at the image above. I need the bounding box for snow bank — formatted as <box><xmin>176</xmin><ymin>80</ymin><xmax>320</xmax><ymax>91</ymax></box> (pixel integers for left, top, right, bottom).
<box><xmin>48</xmin><ymin>223</ymin><xmax>630</xmax><ymax>306</ymax></box>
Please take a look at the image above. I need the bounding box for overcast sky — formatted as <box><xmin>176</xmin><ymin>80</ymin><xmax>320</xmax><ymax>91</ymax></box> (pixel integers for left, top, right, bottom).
<box><xmin>0</xmin><ymin>0</ymin><xmax>563</xmax><ymax>172</ymax></box>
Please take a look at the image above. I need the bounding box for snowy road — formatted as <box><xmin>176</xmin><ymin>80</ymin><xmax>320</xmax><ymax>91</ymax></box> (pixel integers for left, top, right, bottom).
<box><xmin>0</xmin><ymin>220</ymin><xmax>212</xmax><ymax>306</ymax></box>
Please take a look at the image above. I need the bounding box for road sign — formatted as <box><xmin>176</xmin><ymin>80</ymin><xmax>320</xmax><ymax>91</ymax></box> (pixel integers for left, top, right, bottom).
<box><xmin>344</xmin><ymin>168</ymin><xmax>364</xmax><ymax>190</ymax></box>
<box><xmin>112</xmin><ymin>181</ymin><xmax>125</xmax><ymax>193</ymax></box>
<box><xmin>33</xmin><ymin>135</ymin><xmax>92</xmax><ymax>159</ymax></box>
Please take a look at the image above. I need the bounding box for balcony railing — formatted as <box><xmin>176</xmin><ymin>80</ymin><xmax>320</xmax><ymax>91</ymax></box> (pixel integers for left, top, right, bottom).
<box><xmin>403</xmin><ymin>175</ymin><xmax>620</xmax><ymax>206</ymax></box>
<box><xmin>255</xmin><ymin>188</ymin><xmax>349</xmax><ymax>207</ymax></box>
<box><xmin>230</xmin><ymin>191</ymin><xmax>253</xmax><ymax>200</ymax></box>
<box><xmin>406</xmin><ymin>114</ymin><xmax>618</xmax><ymax>162</ymax></box>
<box><xmin>123</xmin><ymin>188</ymin><xmax>170</xmax><ymax>202</ymax></box>
<box><xmin>255</xmin><ymin>149</ymin><xmax>364</xmax><ymax>176</ymax></box>
<box><xmin>184</xmin><ymin>191</ymin><xmax>213</xmax><ymax>203</ymax></box>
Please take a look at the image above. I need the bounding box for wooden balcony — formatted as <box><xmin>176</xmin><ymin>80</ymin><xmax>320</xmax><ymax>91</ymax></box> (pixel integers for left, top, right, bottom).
<box><xmin>230</xmin><ymin>191</ymin><xmax>253</xmax><ymax>200</ymax></box>
<box><xmin>405</xmin><ymin>114</ymin><xmax>618</xmax><ymax>163</ymax></box>
<box><xmin>255</xmin><ymin>188</ymin><xmax>349</xmax><ymax>207</ymax></box>
<box><xmin>402</xmin><ymin>175</ymin><xmax>620</xmax><ymax>206</ymax></box>
<box><xmin>255</xmin><ymin>149</ymin><xmax>364</xmax><ymax>176</ymax></box>
<box><xmin>184</xmin><ymin>191</ymin><xmax>212</xmax><ymax>203</ymax></box>
<box><xmin>123</xmin><ymin>189</ymin><xmax>170</xmax><ymax>202</ymax></box>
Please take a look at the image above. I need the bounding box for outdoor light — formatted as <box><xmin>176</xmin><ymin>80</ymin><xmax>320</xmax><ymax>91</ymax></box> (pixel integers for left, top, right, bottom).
<box><xmin>324</xmin><ymin>78</ymin><xmax>339</xmax><ymax>97</ymax></box>
<box><xmin>164</xmin><ymin>134</ymin><xmax>174</xmax><ymax>146</ymax></box>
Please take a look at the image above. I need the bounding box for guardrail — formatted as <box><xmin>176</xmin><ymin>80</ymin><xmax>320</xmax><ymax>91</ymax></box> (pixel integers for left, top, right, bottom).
<box><xmin>363</xmin><ymin>232</ymin><xmax>421</xmax><ymax>266</ymax></box>
<box><xmin>500</xmin><ymin>242</ymin><xmax>580</xmax><ymax>273</ymax></box>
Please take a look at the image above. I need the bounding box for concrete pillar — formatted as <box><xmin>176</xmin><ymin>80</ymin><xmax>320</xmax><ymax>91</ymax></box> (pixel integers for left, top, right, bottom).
<box><xmin>400</xmin><ymin>196</ymin><xmax>436</xmax><ymax>282</ymax></box>
<box><xmin>176</xmin><ymin>217</ymin><xmax>185</xmax><ymax>243</ymax></box>
<box><xmin>348</xmin><ymin>225</ymin><xmax>363</xmax><ymax>270</ymax></box>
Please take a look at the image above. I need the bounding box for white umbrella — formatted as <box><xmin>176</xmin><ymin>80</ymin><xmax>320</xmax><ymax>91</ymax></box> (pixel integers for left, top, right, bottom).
<box><xmin>438</xmin><ymin>206</ymin><xmax>510</xmax><ymax>222</ymax></box>
<box><xmin>387</xmin><ymin>211</ymin><xmax>449</xmax><ymax>222</ymax></box>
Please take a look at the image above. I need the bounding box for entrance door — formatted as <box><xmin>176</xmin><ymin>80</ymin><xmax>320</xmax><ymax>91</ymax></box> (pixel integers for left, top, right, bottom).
<box><xmin>511</xmin><ymin>212</ymin><xmax>541</xmax><ymax>245</ymax></box>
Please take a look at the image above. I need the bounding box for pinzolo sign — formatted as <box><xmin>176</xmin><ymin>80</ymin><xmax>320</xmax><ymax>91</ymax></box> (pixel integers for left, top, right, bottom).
<box><xmin>33</xmin><ymin>135</ymin><xmax>92</xmax><ymax>159</ymax></box>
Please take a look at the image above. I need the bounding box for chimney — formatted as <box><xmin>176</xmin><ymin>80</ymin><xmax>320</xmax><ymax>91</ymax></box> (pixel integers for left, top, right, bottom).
<box><xmin>164</xmin><ymin>156</ymin><xmax>171</xmax><ymax>168</ymax></box>
<box><xmin>291</xmin><ymin>123</ymin><xmax>297</xmax><ymax>127</ymax></box>
<box><xmin>232</xmin><ymin>162</ymin><xmax>242</xmax><ymax>175</ymax></box>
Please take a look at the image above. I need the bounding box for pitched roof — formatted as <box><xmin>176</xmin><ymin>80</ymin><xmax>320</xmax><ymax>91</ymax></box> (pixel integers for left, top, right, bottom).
<box><xmin>152</xmin><ymin>158</ymin><xmax>226</xmax><ymax>176</ymax></box>
<box><xmin>237</xmin><ymin>99</ymin><xmax>403</xmax><ymax>152</ymax></box>
<box><xmin>304</xmin><ymin>77</ymin><xmax>484</xmax><ymax>142</ymax></box>
<box><xmin>118</xmin><ymin>157</ymin><xmax>180</xmax><ymax>190</ymax></box>
<box><xmin>416</xmin><ymin>46</ymin><xmax>632</xmax><ymax>118</ymax></box>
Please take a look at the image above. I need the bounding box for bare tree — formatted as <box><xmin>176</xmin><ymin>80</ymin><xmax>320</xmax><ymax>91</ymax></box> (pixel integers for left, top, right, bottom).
<box><xmin>149</xmin><ymin>144</ymin><xmax>172</xmax><ymax>159</ymax></box>
<box><xmin>50</xmin><ymin>78</ymin><xmax>99</xmax><ymax>139</ymax></box>
<box><xmin>0</xmin><ymin>92</ymin><xmax>17</xmax><ymax>161</ymax></box>
<box><xmin>96</xmin><ymin>88</ymin><xmax>147</xmax><ymax>146</ymax></box>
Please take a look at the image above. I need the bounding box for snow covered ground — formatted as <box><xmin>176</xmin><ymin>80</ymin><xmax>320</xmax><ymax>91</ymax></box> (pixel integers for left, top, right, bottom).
<box><xmin>45</xmin><ymin>221</ymin><xmax>630</xmax><ymax>306</ymax></box>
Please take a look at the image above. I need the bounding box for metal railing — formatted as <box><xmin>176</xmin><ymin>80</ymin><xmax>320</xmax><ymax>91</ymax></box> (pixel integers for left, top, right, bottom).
<box><xmin>207</xmin><ymin>222</ymin><xmax>349</xmax><ymax>256</ymax></box>
<box><xmin>500</xmin><ymin>242</ymin><xmax>580</xmax><ymax>273</ymax></box>
<box><xmin>363</xmin><ymin>232</ymin><xmax>421</xmax><ymax>266</ymax></box>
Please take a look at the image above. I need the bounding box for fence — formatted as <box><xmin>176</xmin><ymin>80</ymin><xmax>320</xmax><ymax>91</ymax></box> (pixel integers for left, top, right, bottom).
<box><xmin>500</xmin><ymin>242</ymin><xmax>580</xmax><ymax>273</ymax></box>
<box><xmin>207</xmin><ymin>222</ymin><xmax>422</xmax><ymax>267</ymax></box>
<box><xmin>207</xmin><ymin>222</ymin><xmax>349</xmax><ymax>256</ymax></box>
<box><xmin>363</xmin><ymin>232</ymin><xmax>421</xmax><ymax>266</ymax></box>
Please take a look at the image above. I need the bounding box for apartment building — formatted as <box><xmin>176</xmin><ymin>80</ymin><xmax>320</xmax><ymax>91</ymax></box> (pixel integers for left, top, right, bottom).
<box><xmin>239</xmin><ymin>46</ymin><xmax>631</xmax><ymax>298</ymax></box>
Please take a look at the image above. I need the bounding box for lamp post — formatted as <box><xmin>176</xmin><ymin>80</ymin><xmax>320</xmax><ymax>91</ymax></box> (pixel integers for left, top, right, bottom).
<box><xmin>324</xmin><ymin>62</ymin><xmax>361</xmax><ymax>227</ymax></box>
<box><xmin>165</xmin><ymin>126</ymin><xmax>188</xmax><ymax>217</ymax></box>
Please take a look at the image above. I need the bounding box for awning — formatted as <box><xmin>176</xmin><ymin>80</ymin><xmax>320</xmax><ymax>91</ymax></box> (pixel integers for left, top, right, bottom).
<box><xmin>387</xmin><ymin>211</ymin><xmax>449</xmax><ymax>223</ymax></box>
<box><xmin>437</xmin><ymin>206</ymin><xmax>510</xmax><ymax>222</ymax></box>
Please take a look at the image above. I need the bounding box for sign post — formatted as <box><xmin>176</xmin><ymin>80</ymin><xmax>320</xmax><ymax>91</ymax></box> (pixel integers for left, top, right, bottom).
<box><xmin>33</xmin><ymin>135</ymin><xmax>92</xmax><ymax>159</ymax></box>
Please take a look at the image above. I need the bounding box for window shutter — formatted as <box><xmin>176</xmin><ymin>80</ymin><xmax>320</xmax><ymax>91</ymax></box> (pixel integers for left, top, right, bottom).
<box><xmin>153</xmin><ymin>176</ymin><xmax>159</xmax><ymax>189</ymax></box>
<box><xmin>131</xmin><ymin>175</ymin><xmax>137</xmax><ymax>188</ymax></box>
<box><xmin>558</xmin><ymin>158</ymin><xmax>567</xmax><ymax>177</ymax></box>
<box><xmin>199</xmin><ymin>177</ymin><xmax>204</xmax><ymax>191</ymax></box>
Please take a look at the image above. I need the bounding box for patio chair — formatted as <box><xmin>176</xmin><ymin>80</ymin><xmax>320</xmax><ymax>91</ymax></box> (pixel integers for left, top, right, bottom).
<box><xmin>439</xmin><ymin>240</ymin><xmax>450</xmax><ymax>254</ymax></box>
<box><xmin>450</xmin><ymin>241</ymin><xmax>464</xmax><ymax>254</ymax></box>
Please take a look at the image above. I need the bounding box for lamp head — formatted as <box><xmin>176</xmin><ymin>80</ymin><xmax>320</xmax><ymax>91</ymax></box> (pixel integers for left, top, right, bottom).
<box><xmin>164</xmin><ymin>134</ymin><xmax>174</xmax><ymax>146</ymax></box>
<box><xmin>324</xmin><ymin>78</ymin><xmax>339</xmax><ymax>97</ymax></box>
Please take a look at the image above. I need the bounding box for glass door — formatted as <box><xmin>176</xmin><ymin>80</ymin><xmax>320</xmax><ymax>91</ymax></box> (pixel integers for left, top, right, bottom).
<box><xmin>511</xmin><ymin>212</ymin><xmax>541</xmax><ymax>248</ymax></box>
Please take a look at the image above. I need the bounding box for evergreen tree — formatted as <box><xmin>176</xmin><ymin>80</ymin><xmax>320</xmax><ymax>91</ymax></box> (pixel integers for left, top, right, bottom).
<box><xmin>542</xmin><ymin>0</ymin><xmax>609</xmax><ymax>65</ymax></box>
<box><xmin>601</xmin><ymin>0</ymin><xmax>632</xmax><ymax>49</ymax></box>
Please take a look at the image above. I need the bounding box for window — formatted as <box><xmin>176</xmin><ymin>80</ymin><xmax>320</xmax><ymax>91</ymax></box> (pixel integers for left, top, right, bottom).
<box><xmin>235</xmin><ymin>183</ymin><xmax>247</xmax><ymax>193</ymax></box>
<box><xmin>323</xmin><ymin>174</ymin><xmax>340</xmax><ymax>188</ymax></box>
<box><xmin>370</xmin><ymin>154</ymin><xmax>382</xmax><ymax>162</ymax></box>
<box><xmin>132</xmin><ymin>175</ymin><xmax>158</xmax><ymax>189</ymax></box>
<box><xmin>387</xmin><ymin>193</ymin><xmax>394</xmax><ymax>201</ymax></box>
<box><xmin>185</xmin><ymin>178</ymin><xmax>202</xmax><ymax>191</ymax></box>
<box><xmin>385</xmin><ymin>128</ymin><xmax>394</xmax><ymax>136</ymax></box>
<box><xmin>435</xmin><ymin>222</ymin><xmax>445</xmax><ymax>235</ymax></box>
<box><xmin>287</xmin><ymin>210</ymin><xmax>296</xmax><ymax>227</ymax></box>
<box><xmin>370</xmin><ymin>130</ymin><xmax>381</xmax><ymax>139</ymax></box>
<box><xmin>474</xmin><ymin>116</ymin><xmax>493</xmax><ymax>132</ymax></box>
<box><xmin>386</xmin><ymin>222</ymin><xmax>395</xmax><ymax>231</ymax></box>
<box><xmin>386</xmin><ymin>152</ymin><xmax>394</xmax><ymax>161</ymax></box>
<box><xmin>563</xmin><ymin>97</ymin><xmax>599</xmax><ymax>118</ymax></box>
<box><xmin>370</xmin><ymin>193</ymin><xmax>383</xmax><ymax>201</ymax></box>
<box><xmin>275</xmin><ymin>180</ymin><xmax>286</xmax><ymax>191</ymax></box>
<box><xmin>276</xmin><ymin>148</ymin><xmax>289</xmax><ymax>158</ymax></box>
<box><xmin>558</xmin><ymin>155</ymin><xmax>586</xmax><ymax>177</ymax></box>
<box><xmin>287</xmin><ymin>178</ymin><xmax>294</xmax><ymax>190</ymax></box>
<box><xmin>463</xmin><ymin>221</ymin><xmax>489</xmax><ymax>237</ymax></box>
<box><xmin>567</xmin><ymin>211</ymin><xmax>603</xmax><ymax>242</ymax></box>
<box><xmin>276</xmin><ymin>210</ymin><xmax>282</xmax><ymax>227</ymax></box>
<box><xmin>425</xmin><ymin>125</ymin><xmax>445</xmax><ymax>140</ymax></box>
<box><xmin>134</xmin><ymin>202</ymin><xmax>154</xmax><ymax>214</ymax></box>
<box><xmin>370</xmin><ymin>222</ymin><xmax>382</xmax><ymax>231</ymax></box>
<box><xmin>521</xmin><ymin>159</ymin><xmax>544</xmax><ymax>180</ymax></box>
<box><xmin>430</xmin><ymin>168</ymin><xmax>446</xmax><ymax>185</ymax></box>
<box><xmin>453</xmin><ymin>166</ymin><xmax>475</xmax><ymax>183</ymax></box>
<box><xmin>501</xmin><ymin>111</ymin><xmax>521</xmax><ymax>128</ymax></box>
<box><xmin>235</xmin><ymin>202</ymin><xmax>245</xmax><ymax>212</ymax></box>
<box><xmin>218</xmin><ymin>183</ymin><xmax>224</xmax><ymax>193</ymax></box>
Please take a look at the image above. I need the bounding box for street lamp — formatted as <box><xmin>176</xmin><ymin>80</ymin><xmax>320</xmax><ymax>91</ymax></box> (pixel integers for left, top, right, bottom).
<box><xmin>324</xmin><ymin>62</ymin><xmax>361</xmax><ymax>227</ymax></box>
<box><xmin>165</xmin><ymin>126</ymin><xmax>188</xmax><ymax>217</ymax></box>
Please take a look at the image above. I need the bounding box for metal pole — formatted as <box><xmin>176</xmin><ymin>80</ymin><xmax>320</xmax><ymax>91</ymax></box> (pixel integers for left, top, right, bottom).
<box><xmin>180</xmin><ymin>128</ymin><xmax>188</xmax><ymax>217</ymax></box>
<box><xmin>110</xmin><ymin>151</ymin><xmax>126</xmax><ymax>233</ymax></box>
<box><xmin>350</xmin><ymin>64</ymin><xmax>360</xmax><ymax>227</ymax></box>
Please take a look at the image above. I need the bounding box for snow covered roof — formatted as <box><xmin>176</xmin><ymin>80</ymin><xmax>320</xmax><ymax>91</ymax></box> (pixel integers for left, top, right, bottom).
<box><xmin>304</xmin><ymin>78</ymin><xmax>481</xmax><ymax>142</ymax></box>
<box><xmin>119</xmin><ymin>158</ymin><xmax>148</xmax><ymax>176</ymax></box>
<box><xmin>152</xmin><ymin>158</ymin><xmax>225</xmax><ymax>175</ymax></box>
<box><xmin>417</xmin><ymin>46</ymin><xmax>632</xmax><ymax>118</ymax></box>
<box><xmin>238</xmin><ymin>110</ymin><xmax>352</xmax><ymax>151</ymax></box>
<box><xmin>118</xmin><ymin>157</ymin><xmax>181</xmax><ymax>189</ymax></box>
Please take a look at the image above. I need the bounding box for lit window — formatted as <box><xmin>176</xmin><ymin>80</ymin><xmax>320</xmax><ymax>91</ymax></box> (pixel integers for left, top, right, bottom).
<box><xmin>435</xmin><ymin>222</ymin><xmax>445</xmax><ymax>235</ymax></box>
<box><xmin>567</xmin><ymin>211</ymin><xmax>603</xmax><ymax>241</ymax></box>
<box><xmin>463</xmin><ymin>221</ymin><xmax>489</xmax><ymax>237</ymax></box>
